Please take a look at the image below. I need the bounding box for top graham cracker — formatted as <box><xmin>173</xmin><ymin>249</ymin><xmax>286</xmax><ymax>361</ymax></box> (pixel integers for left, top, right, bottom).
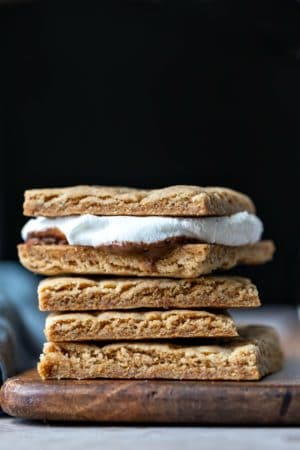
<box><xmin>23</xmin><ymin>185</ymin><xmax>255</xmax><ymax>217</ymax></box>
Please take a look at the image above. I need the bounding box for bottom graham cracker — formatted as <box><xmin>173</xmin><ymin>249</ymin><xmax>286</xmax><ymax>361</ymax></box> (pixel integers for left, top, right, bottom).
<box><xmin>38</xmin><ymin>325</ymin><xmax>282</xmax><ymax>381</ymax></box>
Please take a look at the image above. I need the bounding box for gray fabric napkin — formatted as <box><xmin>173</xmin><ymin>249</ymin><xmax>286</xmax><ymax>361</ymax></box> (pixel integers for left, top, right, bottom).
<box><xmin>0</xmin><ymin>262</ymin><xmax>45</xmax><ymax>384</ymax></box>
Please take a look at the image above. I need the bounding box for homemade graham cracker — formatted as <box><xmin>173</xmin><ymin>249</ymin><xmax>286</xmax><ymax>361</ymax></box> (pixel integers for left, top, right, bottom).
<box><xmin>38</xmin><ymin>276</ymin><xmax>260</xmax><ymax>311</ymax></box>
<box><xmin>45</xmin><ymin>310</ymin><xmax>237</xmax><ymax>341</ymax></box>
<box><xmin>18</xmin><ymin>241</ymin><xmax>274</xmax><ymax>277</ymax></box>
<box><xmin>38</xmin><ymin>325</ymin><xmax>283</xmax><ymax>380</ymax></box>
<box><xmin>23</xmin><ymin>185</ymin><xmax>255</xmax><ymax>217</ymax></box>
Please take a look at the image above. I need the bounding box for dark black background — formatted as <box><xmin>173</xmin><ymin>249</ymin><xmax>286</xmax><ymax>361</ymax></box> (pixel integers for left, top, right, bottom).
<box><xmin>0</xmin><ymin>0</ymin><xmax>300</xmax><ymax>304</ymax></box>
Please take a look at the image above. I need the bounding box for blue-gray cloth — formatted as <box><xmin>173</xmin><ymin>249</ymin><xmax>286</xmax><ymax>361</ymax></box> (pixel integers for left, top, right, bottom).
<box><xmin>0</xmin><ymin>262</ymin><xmax>46</xmax><ymax>384</ymax></box>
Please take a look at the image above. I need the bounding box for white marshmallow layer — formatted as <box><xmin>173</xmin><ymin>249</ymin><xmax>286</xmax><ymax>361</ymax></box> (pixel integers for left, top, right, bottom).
<box><xmin>21</xmin><ymin>212</ymin><xmax>263</xmax><ymax>247</ymax></box>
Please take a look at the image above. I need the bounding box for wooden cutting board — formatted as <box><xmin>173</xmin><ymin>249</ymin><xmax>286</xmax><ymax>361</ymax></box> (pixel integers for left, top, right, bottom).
<box><xmin>1</xmin><ymin>308</ymin><xmax>300</xmax><ymax>424</ymax></box>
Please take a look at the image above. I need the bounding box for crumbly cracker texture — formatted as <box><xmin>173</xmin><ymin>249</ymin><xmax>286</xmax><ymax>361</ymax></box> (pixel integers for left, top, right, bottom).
<box><xmin>38</xmin><ymin>275</ymin><xmax>260</xmax><ymax>311</ymax></box>
<box><xmin>18</xmin><ymin>241</ymin><xmax>274</xmax><ymax>277</ymax></box>
<box><xmin>23</xmin><ymin>185</ymin><xmax>255</xmax><ymax>217</ymax></box>
<box><xmin>45</xmin><ymin>309</ymin><xmax>237</xmax><ymax>341</ymax></box>
<box><xmin>38</xmin><ymin>325</ymin><xmax>283</xmax><ymax>380</ymax></box>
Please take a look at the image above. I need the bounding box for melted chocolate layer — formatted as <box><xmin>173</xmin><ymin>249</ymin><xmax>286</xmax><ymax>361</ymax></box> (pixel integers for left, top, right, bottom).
<box><xmin>26</xmin><ymin>228</ymin><xmax>199</xmax><ymax>257</ymax></box>
<box><xmin>27</xmin><ymin>228</ymin><xmax>68</xmax><ymax>245</ymax></box>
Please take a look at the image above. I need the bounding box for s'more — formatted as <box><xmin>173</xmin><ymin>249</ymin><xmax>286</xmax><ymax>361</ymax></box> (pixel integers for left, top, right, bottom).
<box><xmin>17</xmin><ymin>185</ymin><xmax>282</xmax><ymax>381</ymax></box>
<box><xmin>18</xmin><ymin>185</ymin><xmax>274</xmax><ymax>277</ymax></box>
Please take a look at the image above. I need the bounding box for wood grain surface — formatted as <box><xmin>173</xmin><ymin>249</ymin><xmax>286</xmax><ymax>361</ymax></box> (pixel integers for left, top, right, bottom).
<box><xmin>1</xmin><ymin>308</ymin><xmax>300</xmax><ymax>424</ymax></box>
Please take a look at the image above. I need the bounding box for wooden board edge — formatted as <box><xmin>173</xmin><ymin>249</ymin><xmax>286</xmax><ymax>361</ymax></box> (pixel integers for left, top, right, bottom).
<box><xmin>1</xmin><ymin>370</ymin><xmax>300</xmax><ymax>424</ymax></box>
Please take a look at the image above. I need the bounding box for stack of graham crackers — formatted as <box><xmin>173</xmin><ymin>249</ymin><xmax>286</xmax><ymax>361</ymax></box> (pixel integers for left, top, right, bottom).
<box><xmin>18</xmin><ymin>185</ymin><xmax>283</xmax><ymax>380</ymax></box>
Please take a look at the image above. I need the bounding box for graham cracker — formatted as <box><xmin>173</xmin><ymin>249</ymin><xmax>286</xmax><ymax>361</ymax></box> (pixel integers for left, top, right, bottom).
<box><xmin>23</xmin><ymin>185</ymin><xmax>255</xmax><ymax>217</ymax></box>
<box><xmin>18</xmin><ymin>241</ymin><xmax>274</xmax><ymax>277</ymax></box>
<box><xmin>38</xmin><ymin>276</ymin><xmax>260</xmax><ymax>310</ymax></box>
<box><xmin>45</xmin><ymin>309</ymin><xmax>237</xmax><ymax>341</ymax></box>
<box><xmin>38</xmin><ymin>325</ymin><xmax>283</xmax><ymax>380</ymax></box>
